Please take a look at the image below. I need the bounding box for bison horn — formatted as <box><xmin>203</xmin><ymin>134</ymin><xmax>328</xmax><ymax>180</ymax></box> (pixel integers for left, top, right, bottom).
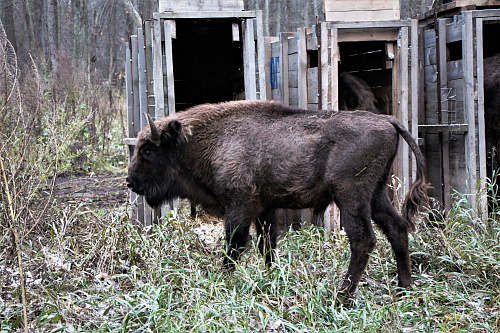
<box><xmin>145</xmin><ymin>113</ymin><xmax>160</xmax><ymax>141</ymax></box>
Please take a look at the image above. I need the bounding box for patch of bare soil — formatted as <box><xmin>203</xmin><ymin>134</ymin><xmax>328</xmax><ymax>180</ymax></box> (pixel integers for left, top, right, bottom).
<box><xmin>45</xmin><ymin>173</ymin><xmax>129</xmax><ymax>209</ymax></box>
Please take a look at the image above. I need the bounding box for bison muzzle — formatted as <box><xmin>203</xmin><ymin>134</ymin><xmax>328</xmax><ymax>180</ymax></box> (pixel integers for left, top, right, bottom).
<box><xmin>127</xmin><ymin>100</ymin><xmax>428</xmax><ymax>297</ymax></box>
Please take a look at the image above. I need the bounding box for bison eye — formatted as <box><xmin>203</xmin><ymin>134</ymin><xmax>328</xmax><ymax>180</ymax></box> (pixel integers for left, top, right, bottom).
<box><xmin>141</xmin><ymin>148</ymin><xmax>154</xmax><ymax>159</ymax></box>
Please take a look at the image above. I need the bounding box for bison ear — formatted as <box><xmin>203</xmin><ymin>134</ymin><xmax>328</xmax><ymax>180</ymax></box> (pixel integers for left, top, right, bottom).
<box><xmin>162</xmin><ymin>120</ymin><xmax>186</xmax><ymax>146</ymax></box>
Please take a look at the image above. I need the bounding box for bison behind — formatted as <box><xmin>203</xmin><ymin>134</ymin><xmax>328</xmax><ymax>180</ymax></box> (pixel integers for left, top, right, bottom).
<box><xmin>127</xmin><ymin>100</ymin><xmax>428</xmax><ymax>297</ymax></box>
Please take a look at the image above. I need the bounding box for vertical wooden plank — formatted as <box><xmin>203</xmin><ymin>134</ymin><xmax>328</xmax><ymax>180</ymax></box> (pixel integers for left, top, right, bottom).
<box><xmin>164</xmin><ymin>20</ymin><xmax>176</xmax><ymax>116</ymax></box>
<box><xmin>280</xmin><ymin>32</ymin><xmax>290</xmax><ymax>105</ymax></box>
<box><xmin>125</xmin><ymin>42</ymin><xmax>139</xmax><ymax>224</ymax></box>
<box><xmin>243</xmin><ymin>19</ymin><xmax>257</xmax><ymax>100</ymax></box>
<box><xmin>131</xmin><ymin>34</ymin><xmax>144</xmax><ymax>225</ymax></box>
<box><xmin>297</xmin><ymin>27</ymin><xmax>308</xmax><ymax>109</ymax></box>
<box><xmin>330</xmin><ymin>28</ymin><xmax>339</xmax><ymax>111</ymax></box>
<box><xmin>392</xmin><ymin>32</ymin><xmax>400</xmax><ymax>188</ymax></box>
<box><xmin>144</xmin><ymin>20</ymin><xmax>154</xmax><ymax>118</ymax></box>
<box><xmin>462</xmin><ymin>11</ymin><xmax>478</xmax><ymax>208</ymax></box>
<box><xmin>256</xmin><ymin>11</ymin><xmax>267</xmax><ymax>100</ymax></box>
<box><xmin>130</xmin><ymin>36</ymin><xmax>141</xmax><ymax>137</ymax></box>
<box><xmin>399</xmin><ymin>27</ymin><xmax>410</xmax><ymax>194</ymax></box>
<box><xmin>137</xmin><ymin>28</ymin><xmax>148</xmax><ymax>129</ymax></box>
<box><xmin>438</xmin><ymin>18</ymin><xmax>451</xmax><ymax>210</ymax></box>
<box><xmin>410</xmin><ymin>19</ymin><xmax>419</xmax><ymax>183</ymax></box>
<box><xmin>476</xmin><ymin>17</ymin><xmax>488</xmax><ymax>217</ymax></box>
<box><xmin>138</xmin><ymin>28</ymin><xmax>153</xmax><ymax>228</ymax></box>
<box><xmin>152</xmin><ymin>12</ymin><xmax>165</xmax><ymax>119</ymax></box>
<box><xmin>125</xmin><ymin>42</ymin><xmax>135</xmax><ymax>139</ymax></box>
<box><xmin>320</xmin><ymin>22</ymin><xmax>329</xmax><ymax>110</ymax></box>
<box><xmin>264</xmin><ymin>37</ymin><xmax>273</xmax><ymax>100</ymax></box>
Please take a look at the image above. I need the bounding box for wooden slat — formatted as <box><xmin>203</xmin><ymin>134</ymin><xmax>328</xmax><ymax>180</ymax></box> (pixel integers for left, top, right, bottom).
<box><xmin>399</xmin><ymin>27</ymin><xmax>410</xmax><ymax>194</ymax></box>
<box><xmin>462</xmin><ymin>11</ymin><xmax>477</xmax><ymax>206</ymax></box>
<box><xmin>125</xmin><ymin>42</ymin><xmax>134</xmax><ymax>139</ymax></box>
<box><xmin>424</xmin><ymin>60</ymin><xmax>467</xmax><ymax>84</ymax></box>
<box><xmin>324</xmin><ymin>0</ymin><xmax>399</xmax><ymax>12</ymax></box>
<box><xmin>476</xmin><ymin>17</ymin><xmax>488</xmax><ymax>217</ymax></box>
<box><xmin>243</xmin><ymin>19</ymin><xmax>257</xmax><ymax>100</ymax></box>
<box><xmin>164</xmin><ymin>20</ymin><xmax>176</xmax><ymax>116</ymax></box>
<box><xmin>280</xmin><ymin>33</ymin><xmax>294</xmax><ymax>105</ymax></box>
<box><xmin>326</xmin><ymin>9</ymin><xmax>400</xmax><ymax>22</ymax></box>
<box><xmin>331</xmin><ymin>28</ymin><xmax>339</xmax><ymax>111</ymax></box>
<box><xmin>159</xmin><ymin>0</ymin><xmax>244</xmax><ymax>12</ymax></box>
<box><xmin>256</xmin><ymin>11</ymin><xmax>267</xmax><ymax>100</ymax></box>
<box><xmin>320</xmin><ymin>22</ymin><xmax>329</xmax><ymax>110</ymax></box>
<box><xmin>297</xmin><ymin>28</ymin><xmax>308</xmax><ymax>109</ymax></box>
<box><xmin>410</xmin><ymin>19</ymin><xmax>419</xmax><ymax>183</ymax></box>
<box><xmin>438</xmin><ymin>18</ymin><xmax>451</xmax><ymax>210</ymax></box>
<box><xmin>446</xmin><ymin>20</ymin><xmax>462</xmax><ymax>43</ymax></box>
<box><xmin>144</xmin><ymin>21</ymin><xmax>154</xmax><ymax>117</ymax></box>
<box><xmin>337</xmin><ymin>29</ymin><xmax>398</xmax><ymax>42</ymax></box>
<box><xmin>327</xmin><ymin>20</ymin><xmax>412</xmax><ymax>29</ymax></box>
<box><xmin>159</xmin><ymin>11</ymin><xmax>256</xmax><ymax>19</ymax></box>
<box><xmin>152</xmin><ymin>13</ymin><xmax>165</xmax><ymax>119</ymax></box>
<box><xmin>130</xmin><ymin>36</ymin><xmax>141</xmax><ymax>136</ymax></box>
<box><xmin>264</xmin><ymin>37</ymin><xmax>273</xmax><ymax>100</ymax></box>
<box><xmin>418</xmin><ymin>124</ymin><xmax>469</xmax><ymax>133</ymax></box>
<box><xmin>137</xmin><ymin>28</ymin><xmax>148</xmax><ymax>129</ymax></box>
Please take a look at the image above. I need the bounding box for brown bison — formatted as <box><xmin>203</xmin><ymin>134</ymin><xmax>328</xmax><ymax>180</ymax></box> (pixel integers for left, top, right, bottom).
<box><xmin>127</xmin><ymin>100</ymin><xmax>428</xmax><ymax>297</ymax></box>
<box><xmin>338</xmin><ymin>71</ymin><xmax>380</xmax><ymax>114</ymax></box>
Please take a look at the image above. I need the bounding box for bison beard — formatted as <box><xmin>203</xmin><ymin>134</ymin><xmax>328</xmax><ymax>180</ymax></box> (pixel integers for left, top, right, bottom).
<box><xmin>127</xmin><ymin>100</ymin><xmax>428</xmax><ymax>298</ymax></box>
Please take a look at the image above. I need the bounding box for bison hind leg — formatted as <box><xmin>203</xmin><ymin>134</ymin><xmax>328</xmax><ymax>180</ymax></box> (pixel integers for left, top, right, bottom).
<box><xmin>256</xmin><ymin>209</ymin><xmax>278</xmax><ymax>266</ymax></box>
<box><xmin>371</xmin><ymin>190</ymin><xmax>412</xmax><ymax>289</ymax></box>
<box><xmin>223</xmin><ymin>208</ymin><xmax>254</xmax><ymax>270</ymax></box>
<box><xmin>336</xmin><ymin>198</ymin><xmax>377</xmax><ymax>297</ymax></box>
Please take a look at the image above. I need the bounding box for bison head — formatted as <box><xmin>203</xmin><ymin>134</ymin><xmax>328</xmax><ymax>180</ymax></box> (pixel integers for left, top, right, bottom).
<box><xmin>126</xmin><ymin>114</ymin><xmax>188</xmax><ymax>207</ymax></box>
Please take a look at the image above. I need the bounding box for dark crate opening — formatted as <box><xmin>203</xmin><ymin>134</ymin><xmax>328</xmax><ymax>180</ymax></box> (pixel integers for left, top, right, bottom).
<box><xmin>338</xmin><ymin>41</ymin><xmax>393</xmax><ymax>115</ymax></box>
<box><xmin>172</xmin><ymin>19</ymin><xmax>245</xmax><ymax>111</ymax></box>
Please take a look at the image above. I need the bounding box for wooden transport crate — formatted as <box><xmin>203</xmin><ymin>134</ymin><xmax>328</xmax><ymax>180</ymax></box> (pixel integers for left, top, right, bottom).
<box><xmin>418</xmin><ymin>7</ymin><xmax>500</xmax><ymax>216</ymax></box>
<box><xmin>124</xmin><ymin>9</ymin><xmax>266</xmax><ymax>226</ymax></box>
<box><xmin>264</xmin><ymin>20</ymin><xmax>419</xmax><ymax>232</ymax></box>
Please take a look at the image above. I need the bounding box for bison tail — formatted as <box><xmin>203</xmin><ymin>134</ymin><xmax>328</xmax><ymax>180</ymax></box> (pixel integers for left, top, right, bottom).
<box><xmin>391</xmin><ymin>120</ymin><xmax>430</xmax><ymax>231</ymax></box>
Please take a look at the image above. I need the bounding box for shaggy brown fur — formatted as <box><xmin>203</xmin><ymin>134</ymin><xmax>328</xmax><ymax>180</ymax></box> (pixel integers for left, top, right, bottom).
<box><xmin>127</xmin><ymin>100</ymin><xmax>428</xmax><ymax>297</ymax></box>
<box><xmin>338</xmin><ymin>72</ymin><xmax>379</xmax><ymax>114</ymax></box>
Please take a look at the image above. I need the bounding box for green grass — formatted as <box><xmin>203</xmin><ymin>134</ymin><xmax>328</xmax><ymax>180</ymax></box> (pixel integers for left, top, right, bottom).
<box><xmin>2</xmin><ymin>196</ymin><xmax>500</xmax><ymax>332</ymax></box>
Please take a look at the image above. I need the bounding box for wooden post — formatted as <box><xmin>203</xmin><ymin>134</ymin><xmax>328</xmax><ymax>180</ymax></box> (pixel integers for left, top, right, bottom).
<box><xmin>330</xmin><ymin>28</ymin><xmax>339</xmax><ymax>111</ymax></box>
<box><xmin>437</xmin><ymin>18</ymin><xmax>451</xmax><ymax>210</ymax></box>
<box><xmin>152</xmin><ymin>13</ymin><xmax>165</xmax><ymax>119</ymax></box>
<box><xmin>130</xmin><ymin>35</ymin><xmax>145</xmax><ymax>224</ymax></box>
<box><xmin>462</xmin><ymin>11</ymin><xmax>478</xmax><ymax>208</ymax></box>
<box><xmin>476</xmin><ymin>17</ymin><xmax>488</xmax><ymax>217</ymax></box>
<box><xmin>164</xmin><ymin>20</ymin><xmax>176</xmax><ymax>116</ymax></box>
<box><xmin>125</xmin><ymin>42</ymin><xmax>139</xmax><ymax>224</ymax></box>
<box><xmin>399</xmin><ymin>26</ymin><xmax>410</xmax><ymax>194</ymax></box>
<box><xmin>279</xmin><ymin>32</ymin><xmax>292</xmax><ymax>105</ymax></box>
<box><xmin>138</xmin><ymin>28</ymin><xmax>153</xmax><ymax>227</ymax></box>
<box><xmin>320</xmin><ymin>22</ymin><xmax>329</xmax><ymax>111</ymax></box>
<box><xmin>243</xmin><ymin>19</ymin><xmax>257</xmax><ymax>100</ymax></box>
<box><xmin>256</xmin><ymin>11</ymin><xmax>267</xmax><ymax>100</ymax></box>
<box><xmin>297</xmin><ymin>27</ymin><xmax>308</xmax><ymax>109</ymax></box>
<box><xmin>410</xmin><ymin>19</ymin><xmax>419</xmax><ymax>183</ymax></box>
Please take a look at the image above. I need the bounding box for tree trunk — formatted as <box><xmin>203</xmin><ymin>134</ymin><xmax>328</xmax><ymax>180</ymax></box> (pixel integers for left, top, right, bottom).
<box><xmin>44</xmin><ymin>0</ymin><xmax>59</xmax><ymax>72</ymax></box>
<box><xmin>2</xmin><ymin>0</ymin><xmax>17</xmax><ymax>53</ymax></box>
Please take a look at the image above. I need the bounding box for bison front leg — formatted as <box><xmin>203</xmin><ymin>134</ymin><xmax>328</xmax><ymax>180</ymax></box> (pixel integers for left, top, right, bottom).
<box><xmin>256</xmin><ymin>210</ymin><xmax>278</xmax><ymax>266</ymax></box>
<box><xmin>223</xmin><ymin>207</ymin><xmax>254</xmax><ymax>270</ymax></box>
<box><xmin>338</xmin><ymin>203</ymin><xmax>377</xmax><ymax>298</ymax></box>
